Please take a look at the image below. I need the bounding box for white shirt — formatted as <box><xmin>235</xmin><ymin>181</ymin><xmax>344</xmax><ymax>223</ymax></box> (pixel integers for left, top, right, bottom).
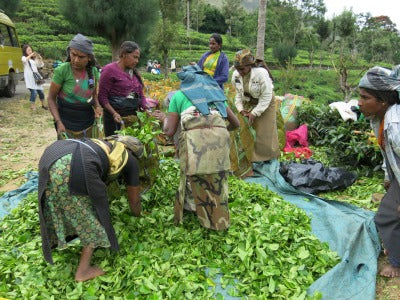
<box><xmin>232</xmin><ymin>67</ymin><xmax>273</xmax><ymax>117</ymax></box>
<box><xmin>371</xmin><ymin>103</ymin><xmax>400</xmax><ymax>185</ymax></box>
<box><xmin>21</xmin><ymin>56</ymin><xmax>43</xmax><ymax>90</ymax></box>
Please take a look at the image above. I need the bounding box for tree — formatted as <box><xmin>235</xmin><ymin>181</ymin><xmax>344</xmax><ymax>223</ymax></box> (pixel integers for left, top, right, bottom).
<box><xmin>272</xmin><ymin>43</ymin><xmax>297</xmax><ymax>68</ymax></box>
<box><xmin>149</xmin><ymin>0</ymin><xmax>180</xmax><ymax>78</ymax></box>
<box><xmin>357</xmin><ymin>14</ymin><xmax>400</xmax><ymax>63</ymax></box>
<box><xmin>222</xmin><ymin>0</ymin><xmax>243</xmax><ymax>36</ymax></box>
<box><xmin>256</xmin><ymin>0</ymin><xmax>266</xmax><ymax>60</ymax></box>
<box><xmin>185</xmin><ymin>0</ymin><xmax>206</xmax><ymax>32</ymax></box>
<box><xmin>300</xmin><ymin>0</ymin><xmax>326</xmax><ymax>25</ymax></box>
<box><xmin>198</xmin><ymin>4</ymin><xmax>227</xmax><ymax>34</ymax></box>
<box><xmin>186</xmin><ymin>0</ymin><xmax>191</xmax><ymax>39</ymax></box>
<box><xmin>236</xmin><ymin>11</ymin><xmax>258</xmax><ymax>48</ymax></box>
<box><xmin>315</xmin><ymin>17</ymin><xmax>332</xmax><ymax>68</ymax></box>
<box><xmin>59</xmin><ymin>0</ymin><xmax>159</xmax><ymax>60</ymax></box>
<box><xmin>300</xmin><ymin>26</ymin><xmax>319</xmax><ymax>66</ymax></box>
<box><xmin>0</xmin><ymin>0</ymin><xmax>21</xmax><ymax>17</ymax></box>
<box><xmin>330</xmin><ymin>11</ymin><xmax>362</xmax><ymax>100</ymax></box>
<box><xmin>266</xmin><ymin>0</ymin><xmax>303</xmax><ymax>46</ymax></box>
<box><xmin>192</xmin><ymin>0</ymin><xmax>206</xmax><ymax>31</ymax></box>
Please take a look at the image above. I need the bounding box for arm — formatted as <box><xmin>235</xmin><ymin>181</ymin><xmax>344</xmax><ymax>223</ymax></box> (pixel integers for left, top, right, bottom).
<box><xmin>47</xmin><ymin>81</ymin><xmax>65</xmax><ymax>135</ymax></box>
<box><xmin>22</xmin><ymin>52</ymin><xmax>36</xmax><ymax>64</ymax></box>
<box><xmin>93</xmin><ymin>69</ymin><xmax>102</xmax><ymax>117</ymax></box>
<box><xmin>226</xmin><ymin>106</ymin><xmax>239</xmax><ymax>131</ymax></box>
<box><xmin>151</xmin><ymin>110</ymin><xmax>179</xmax><ymax>137</ymax></box>
<box><xmin>98</xmin><ymin>66</ymin><xmax>122</xmax><ymax>123</ymax></box>
<box><xmin>93</xmin><ymin>83</ymin><xmax>102</xmax><ymax>118</ymax></box>
<box><xmin>136</xmin><ymin>79</ymin><xmax>146</xmax><ymax>110</ymax></box>
<box><xmin>163</xmin><ymin>112</ymin><xmax>180</xmax><ymax>137</ymax></box>
<box><xmin>250</xmin><ymin>69</ymin><xmax>273</xmax><ymax>117</ymax></box>
<box><xmin>385</xmin><ymin>122</ymin><xmax>400</xmax><ymax>189</ymax></box>
<box><xmin>122</xmin><ymin>152</ymin><xmax>141</xmax><ymax>217</ymax></box>
<box><xmin>232</xmin><ymin>71</ymin><xmax>245</xmax><ymax>113</ymax></box>
<box><xmin>98</xmin><ymin>65</ymin><xmax>112</xmax><ymax>109</ymax></box>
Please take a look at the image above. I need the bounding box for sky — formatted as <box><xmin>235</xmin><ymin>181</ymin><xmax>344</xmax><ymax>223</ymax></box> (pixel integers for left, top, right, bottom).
<box><xmin>323</xmin><ymin>0</ymin><xmax>400</xmax><ymax>30</ymax></box>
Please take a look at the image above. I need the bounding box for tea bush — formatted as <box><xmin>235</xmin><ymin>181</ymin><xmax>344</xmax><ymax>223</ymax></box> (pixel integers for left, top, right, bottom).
<box><xmin>297</xmin><ymin>102</ymin><xmax>382</xmax><ymax>175</ymax></box>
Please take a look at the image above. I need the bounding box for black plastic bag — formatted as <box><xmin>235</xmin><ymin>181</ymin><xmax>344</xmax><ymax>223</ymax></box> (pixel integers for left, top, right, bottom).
<box><xmin>279</xmin><ymin>159</ymin><xmax>357</xmax><ymax>194</ymax></box>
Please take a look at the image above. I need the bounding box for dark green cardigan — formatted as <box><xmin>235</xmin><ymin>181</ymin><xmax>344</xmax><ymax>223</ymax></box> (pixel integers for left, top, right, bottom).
<box><xmin>37</xmin><ymin>139</ymin><xmax>118</xmax><ymax>264</ymax></box>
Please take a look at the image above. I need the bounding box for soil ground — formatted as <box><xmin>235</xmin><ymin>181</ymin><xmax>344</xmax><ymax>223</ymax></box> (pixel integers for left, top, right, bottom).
<box><xmin>0</xmin><ymin>85</ymin><xmax>55</xmax><ymax>192</ymax></box>
<box><xmin>0</xmin><ymin>86</ymin><xmax>399</xmax><ymax>299</ymax></box>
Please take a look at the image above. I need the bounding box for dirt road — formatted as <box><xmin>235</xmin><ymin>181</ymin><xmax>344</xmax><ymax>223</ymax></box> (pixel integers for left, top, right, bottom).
<box><xmin>0</xmin><ymin>81</ymin><xmax>55</xmax><ymax>191</ymax></box>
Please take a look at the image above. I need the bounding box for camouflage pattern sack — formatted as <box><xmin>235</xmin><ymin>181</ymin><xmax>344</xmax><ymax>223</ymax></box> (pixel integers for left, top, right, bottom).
<box><xmin>179</xmin><ymin>113</ymin><xmax>231</xmax><ymax>176</ymax></box>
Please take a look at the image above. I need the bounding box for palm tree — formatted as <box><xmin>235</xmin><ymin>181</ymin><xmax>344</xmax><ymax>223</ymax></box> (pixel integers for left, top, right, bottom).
<box><xmin>256</xmin><ymin>0</ymin><xmax>267</xmax><ymax>60</ymax></box>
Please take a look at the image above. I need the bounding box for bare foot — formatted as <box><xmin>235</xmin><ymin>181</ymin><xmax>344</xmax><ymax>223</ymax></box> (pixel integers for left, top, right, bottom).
<box><xmin>380</xmin><ymin>264</ymin><xmax>400</xmax><ymax>278</ymax></box>
<box><xmin>75</xmin><ymin>265</ymin><xmax>105</xmax><ymax>282</ymax></box>
<box><xmin>384</xmin><ymin>248</ymin><xmax>388</xmax><ymax>256</ymax></box>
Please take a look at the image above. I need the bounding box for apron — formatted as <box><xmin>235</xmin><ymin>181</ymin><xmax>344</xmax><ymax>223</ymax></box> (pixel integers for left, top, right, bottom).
<box><xmin>174</xmin><ymin>113</ymin><xmax>231</xmax><ymax>230</ymax></box>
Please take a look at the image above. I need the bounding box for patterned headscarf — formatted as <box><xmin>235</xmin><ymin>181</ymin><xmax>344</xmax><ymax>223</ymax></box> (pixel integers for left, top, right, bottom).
<box><xmin>68</xmin><ymin>33</ymin><xmax>94</xmax><ymax>55</ymax></box>
<box><xmin>359</xmin><ymin>65</ymin><xmax>400</xmax><ymax>97</ymax></box>
<box><xmin>234</xmin><ymin>49</ymin><xmax>255</xmax><ymax>68</ymax></box>
<box><xmin>105</xmin><ymin>135</ymin><xmax>144</xmax><ymax>158</ymax></box>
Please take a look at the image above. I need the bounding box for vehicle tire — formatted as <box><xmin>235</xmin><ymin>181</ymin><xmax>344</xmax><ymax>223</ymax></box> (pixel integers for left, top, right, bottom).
<box><xmin>3</xmin><ymin>72</ymin><xmax>16</xmax><ymax>97</ymax></box>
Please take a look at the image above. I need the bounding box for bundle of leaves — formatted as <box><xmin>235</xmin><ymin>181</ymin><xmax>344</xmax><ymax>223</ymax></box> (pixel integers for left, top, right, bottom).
<box><xmin>117</xmin><ymin>112</ymin><xmax>162</xmax><ymax>188</ymax></box>
<box><xmin>0</xmin><ymin>160</ymin><xmax>339</xmax><ymax>299</ymax></box>
<box><xmin>297</xmin><ymin>102</ymin><xmax>382</xmax><ymax>175</ymax></box>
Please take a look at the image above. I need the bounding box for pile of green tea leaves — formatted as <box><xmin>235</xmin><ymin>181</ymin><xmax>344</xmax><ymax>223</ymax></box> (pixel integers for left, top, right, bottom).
<box><xmin>0</xmin><ymin>159</ymin><xmax>339</xmax><ymax>299</ymax></box>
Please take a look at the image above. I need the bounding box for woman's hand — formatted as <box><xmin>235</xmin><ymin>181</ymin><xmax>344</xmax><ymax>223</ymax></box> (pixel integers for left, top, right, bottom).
<box><xmin>55</xmin><ymin>120</ymin><xmax>66</xmax><ymax>135</ymax></box>
<box><xmin>113</xmin><ymin>112</ymin><xmax>122</xmax><ymax>123</ymax></box>
<box><xmin>151</xmin><ymin>110</ymin><xmax>166</xmax><ymax>122</ymax></box>
<box><xmin>28</xmin><ymin>52</ymin><xmax>36</xmax><ymax>59</ymax></box>
<box><xmin>240</xmin><ymin>110</ymin><xmax>250</xmax><ymax>117</ymax></box>
<box><xmin>384</xmin><ymin>180</ymin><xmax>391</xmax><ymax>191</ymax></box>
<box><xmin>94</xmin><ymin>106</ymin><xmax>103</xmax><ymax>118</ymax></box>
<box><xmin>240</xmin><ymin>110</ymin><xmax>255</xmax><ymax>125</ymax></box>
<box><xmin>248</xmin><ymin>113</ymin><xmax>256</xmax><ymax>126</ymax></box>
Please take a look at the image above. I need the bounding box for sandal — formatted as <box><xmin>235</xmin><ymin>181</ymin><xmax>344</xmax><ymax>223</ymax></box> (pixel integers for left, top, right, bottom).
<box><xmin>41</xmin><ymin>106</ymin><xmax>48</xmax><ymax>110</ymax></box>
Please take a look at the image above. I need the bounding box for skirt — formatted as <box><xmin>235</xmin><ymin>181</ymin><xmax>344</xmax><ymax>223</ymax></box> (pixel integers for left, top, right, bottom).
<box><xmin>250</xmin><ymin>96</ymin><xmax>280</xmax><ymax>162</ymax></box>
<box><xmin>175</xmin><ymin>170</ymin><xmax>230</xmax><ymax>230</ymax></box>
<box><xmin>43</xmin><ymin>154</ymin><xmax>110</xmax><ymax>250</ymax></box>
<box><xmin>374</xmin><ymin>178</ymin><xmax>400</xmax><ymax>264</ymax></box>
<box><xmin>58</xmin><ymin>124</ymin><xmax>95</xmax><ymax>140</ymax></box>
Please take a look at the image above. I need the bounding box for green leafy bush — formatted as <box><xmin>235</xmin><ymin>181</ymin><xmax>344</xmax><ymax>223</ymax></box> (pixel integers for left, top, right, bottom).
<box><xmin>297</xmin><ymin>102</ymin><xmax>382</xmax><ymax>175</ymax></box>
<box><xmin>273</xmin><ymin>43</ymin><xmax>298</xmax><ymax>67</ymax></box>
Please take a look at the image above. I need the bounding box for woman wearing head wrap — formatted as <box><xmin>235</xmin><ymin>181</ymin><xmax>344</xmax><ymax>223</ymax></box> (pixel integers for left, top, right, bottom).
<box><xmin>153</xmin><ymin>65</ymin><xmax>239</xmax><ymax>230</ymax></box>
<box><xmin>47</xmin><ymin>33</ymin><xmax>102</xmax><ymax>139</ymax></box>
<box><xmin>358</xmin><ymin>65</ymin><xmax>400</xmax><ymax>278</ymax></box>
<box><xmin>38</xmin><ymin>135</ymin><xmax>143</xmax><ymax>281</ymax></box>
<box><xmin>232</xmin><ymin>49</ymin><xmax>280</xmax><ymax>168</ymax></box>
<box><xmin>197</xmin><ymin>33</ymin><xmax>229</xmax><ymax>90</ymax></box>
<box><xmin>99</xmin><ymin>41</ymin><xmax>145</xmax><ymax>136</ymax></box>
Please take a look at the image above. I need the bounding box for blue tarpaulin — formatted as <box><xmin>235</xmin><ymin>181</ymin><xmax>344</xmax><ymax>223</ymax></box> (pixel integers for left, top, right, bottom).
<box><xmin>0</xmin><ymin>171</ymin><xmax>38</xmax><ymax>219</ymax></box>
<box><xmin>247</xmin><ymin>160</ymin><xmax>381</xmax><ymax>300</ymax></box>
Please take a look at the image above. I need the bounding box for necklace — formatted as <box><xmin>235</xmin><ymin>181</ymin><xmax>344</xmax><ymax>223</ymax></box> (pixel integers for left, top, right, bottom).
<box><xmin>71</xmin><ymin>64</ymin><xmax>85</xmax><ymax>83</ymax></box>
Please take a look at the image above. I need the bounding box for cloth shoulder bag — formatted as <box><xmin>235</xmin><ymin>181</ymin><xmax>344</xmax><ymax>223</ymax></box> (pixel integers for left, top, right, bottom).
<box><xmin>28</xmin><ymin>60</ymin><xmax>45</xmax><ymax>85</ymax></box>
